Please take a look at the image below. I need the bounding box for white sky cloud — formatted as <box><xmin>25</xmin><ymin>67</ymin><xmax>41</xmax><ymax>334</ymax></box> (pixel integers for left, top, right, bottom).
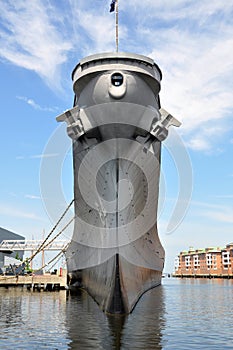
<box><xmin>0</xmin><ymin>204</ymin><xmax>43</xmax><ymax>220</ymax></box>
<box><xmin>187</xmin><ymin>200</ymin><xmax>233</xmax><ymax>224</ymax></box>
<box><xmin>147</xmin><ymin>25</ymin><xmax>233</xmax><ymax>152</ymax></box>
<box><xmin>24</xmin><ymin>194</ymin><xmax>41</xmax><ymax>200</ymax></box>
<box><xmin>70</xmin><ymin>8</ymin><xmax>116</xmax><ymax>54</ymax></box>
<box><xmin>29</xmin><ymin>153</ymin><xmax>59</xmax><ymax>159</ymax></box>
<box><xmin>0</xmin><ymin>0</ymin><xmax>72</xmax><ymax>90</ymax></box>
<box><xmin>212</xmin><ymin>195</ymin><xmax>233</xmax><ymax>199</ymax></box>
<box><xmin>202</xmin><ymin>210</ymin><xmax>233</xmax><ymax>224</ymax></box>
<box><xmin>16</xmin><ymin>153</ymin><xmax>59</xmax><ymax>160</ymax></box>
<box><xmin>191</xmin><ymin>200</ymin><xmax>231</xmax><ymax>211</ymax></box>
<box><xmin>17</xmin><ymin>96</ymin><xmax>58</xmax><ymax>112</ymax></box>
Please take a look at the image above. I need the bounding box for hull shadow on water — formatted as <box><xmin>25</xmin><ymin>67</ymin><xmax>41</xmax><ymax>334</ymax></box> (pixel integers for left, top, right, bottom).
<box><xmin>66</xmin><ymin>285</ymin><xmax>166</xmax><ymax>349</ymax></box>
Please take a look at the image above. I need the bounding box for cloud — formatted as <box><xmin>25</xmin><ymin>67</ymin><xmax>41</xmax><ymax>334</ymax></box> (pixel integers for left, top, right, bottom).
<box><xmin>16</xmin><ymin>96</ymin><xmax>59</xmax><ymax>112</ymax></box>
<box><xmin>67</xmin><ymin>0</ymin><xmax>127</xmax><ymax>55</ymax></box>
<box><xmin>29</xmin><ymin>153</ymin><xmax>59</xmax><ymax>159</ymax></box>
<box><xmin>0</xmin><ymin>0</ymin><xmax>126</xmax><ymax>87</ymax></box>
<box><xmin>202</xmin><ymin>210</ymin><xmax>233</xmax><ymax>224</ymax></box>
<box><xmin>16</xmin><ymin>153</ymin><xmax>59</xmax><ymax>160</ymax></box>
<box><xmin>189</xmin><ymin>200</ymin><xmax>233</xmax><ymax>224</ymax></box>
<box><xmin>212</xmin><ymin>195</ymin><xmax>233</xmax><ymax>199</ymax></box>
<box><xmin>120</xmin><ymin>0</ymin><xmax>233</xmax><ymax>22</ymax></box>
<box><xmin>25</xmin><ymin>194</ymin><xmax>41</xmax><ymax>200</ymax></box>
<box><xmin>185</xmin><ymin>137</ymin><xmax>211</xmax><ymax>152</ymax></box>
<box><xmin>191</xmin><ymin>200</ymin><xmax>231</xmax><ymax>211</ymax></box>
<box><xmin>0</xmin><ymin>204</ymin><xmax>43</xmax><ymax>221</ymax></box>
<box><xmin>0</xmin><ymin>0</ymin><xmax>72</xmax><ymax>90</ymax></box>
<box><xmin>148</xmin><ymin>31</ymin><xmax>233</xmax><ymax>152</ymax></box>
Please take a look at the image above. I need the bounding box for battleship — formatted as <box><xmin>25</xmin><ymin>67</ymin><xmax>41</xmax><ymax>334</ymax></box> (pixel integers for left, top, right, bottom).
<box><xmin>57</xmin><ymin>52</ymin><xmax>180</xmax><ymax>314</ymax></box>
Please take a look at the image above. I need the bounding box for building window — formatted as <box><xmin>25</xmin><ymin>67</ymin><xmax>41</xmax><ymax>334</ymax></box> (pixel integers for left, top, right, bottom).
<box><xmin>174</xmin><ymin>257</ymin><xmax>180</xmax><ymax>271</ymax></box>
<box><xmin>206</xmin><ymin>253</ymin><xmax>212</xmax><ymax>269</ymax></box>
<box><xmin>193</xmin><ymin>255</ymin><xmax>199</xmax><ymax>270</ymax></box>
<box><xmin>212</xmin><ymin>254</ymin><xmax>217</xmax><ymax>270</ymax></box>
<box><xmin>185</xmin><ymin>256</ymin><xmax>191</xmax><ymax>270</ymax></box>
<box><xmin>222</xmin><ymin>251</ymin><xmax>230</xmax><ymax>269</ymax></box>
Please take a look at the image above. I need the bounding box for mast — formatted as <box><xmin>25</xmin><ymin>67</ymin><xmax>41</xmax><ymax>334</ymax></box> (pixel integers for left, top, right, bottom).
<box><xmin>110</xmin><ymin>0</ymin><xmax>119</xmax><ymax>52</ymax></box>
<box><xmin>41</xmin><ymin>229</ymin><xmax>45</xmax><ymax>272</ymax></box>
<box><xmin>115</xmin><ymin>0</ymin><xmax>119</xmax><ymax>52</ymax></box>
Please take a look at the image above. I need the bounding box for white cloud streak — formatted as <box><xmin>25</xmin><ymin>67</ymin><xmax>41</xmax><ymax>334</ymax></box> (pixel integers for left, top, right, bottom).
<box><xmin>25</xmin><ymin>194</ymin><xmax>41</xmax><ymax>200</ymax></box>
<box><xmin>0</xmin><ymin>204</ymin><xmax>43</xmax><ymax>220</ymax></box>
<box><xmin>189</xmin><ymin>200</ymin><xmax>233</xmax><ymax>224</ymax></box>
<box><xmin>16</xmin><ymin>153</ymin><xmax>59</xmax><ymax>160</ymax></box>
<box><xmin>29</xmin><ymin>153</ymin><xmax>59</xmax><ymax>159</ymax></box>
<box><xmin>67</xmin><ymin>0</ymin><xmax>127</xmax><ymax>55</ymax></box>
<box><xmin>202</xmin><ymin>210</ymin><xmax>233</xmax><ymax>224</ymax></box>
<box><xmin>212</xmin><ymin>195</ymin><xmax>233</xmax><ymax>199</ymax></box>
<box><xmin>17</xmin><ymin>96</ymin><xmax>58</xmax><ymax>112</ymax></box>
<box><xmin>191</xmin><ymin>199</ymin><xmax>231</xmax><ymax>211</ymax></box>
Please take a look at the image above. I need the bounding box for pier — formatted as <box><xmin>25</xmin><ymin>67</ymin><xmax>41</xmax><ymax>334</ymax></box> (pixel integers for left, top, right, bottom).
<box><xmin>173</xmin><ymin>273</ymin><xmax>233</xmax><ymax>279</ymax></box>
<box><xmin>0</xmin><ymin>269</ymin><xmax>67</xmax><ymax>291</ymax></box>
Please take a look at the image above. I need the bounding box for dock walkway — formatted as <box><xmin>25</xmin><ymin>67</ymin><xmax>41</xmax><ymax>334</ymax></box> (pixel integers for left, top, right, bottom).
<box><xmin>173</xmin><ymin>274</ymin><xmax>233</xmax><ymax>279</ymax></box>
<box><xmin>0</xmin><ymin>270</ymin><xmax>67</xmax><ymax>291</ymax></box>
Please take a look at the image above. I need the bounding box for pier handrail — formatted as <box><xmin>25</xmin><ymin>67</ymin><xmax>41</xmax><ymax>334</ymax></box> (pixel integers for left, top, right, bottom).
<box><xmin>0</xmin><ymin>239</ymin><xmax>70</xmax><ymax>251</ymax></box>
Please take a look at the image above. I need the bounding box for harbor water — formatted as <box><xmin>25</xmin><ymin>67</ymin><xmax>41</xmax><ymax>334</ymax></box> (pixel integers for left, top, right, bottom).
<box><xmin>0</xmin><ymin>278</ymin><xmax>233</xmax><ymax>349</ymax></box>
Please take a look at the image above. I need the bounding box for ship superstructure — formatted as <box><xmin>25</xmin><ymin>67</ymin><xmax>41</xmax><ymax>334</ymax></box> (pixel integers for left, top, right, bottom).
<box><xmin>57</xmin><ymin>52</ymin><xmax>180</xmax><ymax>313</ymax></box>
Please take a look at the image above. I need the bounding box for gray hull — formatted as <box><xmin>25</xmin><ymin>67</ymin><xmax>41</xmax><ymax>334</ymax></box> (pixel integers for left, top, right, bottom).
<box><xmin>69</xmin><ymin>253</ymin><xmax>162</xmax><ymax>314</ymax></box>
<box><xmin>57</xmin><ymin>53</ymin><xmax>179</xmax><ymax>313</ymax></box>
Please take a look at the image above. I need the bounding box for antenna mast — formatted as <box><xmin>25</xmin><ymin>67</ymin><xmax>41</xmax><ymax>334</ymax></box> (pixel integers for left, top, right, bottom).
<box><xmin>116</xmin><ymin>0</ymin><xmax>119</xmax><ymax>52</ymax></box>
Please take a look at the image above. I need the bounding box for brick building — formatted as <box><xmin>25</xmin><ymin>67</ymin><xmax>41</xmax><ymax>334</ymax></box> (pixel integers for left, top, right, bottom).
<box><xmin>174</xmin><ymin>243</ymin><xmax>233</xmax><ymax>277</ymax></box>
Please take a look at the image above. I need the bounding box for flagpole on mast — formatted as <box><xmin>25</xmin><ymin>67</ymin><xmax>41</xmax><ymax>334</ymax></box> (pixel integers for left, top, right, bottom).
<box><xmin>116</xmin><ymin>0</ymin><xmax>119</xmax><ymax>52</ymax></box>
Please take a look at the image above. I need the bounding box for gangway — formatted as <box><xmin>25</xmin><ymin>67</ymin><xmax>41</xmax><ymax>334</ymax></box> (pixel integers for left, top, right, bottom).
<box><xmin>0</xmin><ymin>240</ymin><xmax>70</xmax><ymax>252</ymax></box>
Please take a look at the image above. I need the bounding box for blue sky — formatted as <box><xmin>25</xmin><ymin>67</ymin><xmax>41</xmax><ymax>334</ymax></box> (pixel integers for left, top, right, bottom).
<box><xmin>0</xmin><ymin>0</ymin><xmax>233</xmax><ymax>272</ymax></box>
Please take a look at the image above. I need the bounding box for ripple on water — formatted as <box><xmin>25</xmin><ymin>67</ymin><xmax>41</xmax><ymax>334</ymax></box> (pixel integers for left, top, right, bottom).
<box><xmin>0</xmin><ymin>279</ymin><xmax>233</xmax><ymax>349</ymax></box>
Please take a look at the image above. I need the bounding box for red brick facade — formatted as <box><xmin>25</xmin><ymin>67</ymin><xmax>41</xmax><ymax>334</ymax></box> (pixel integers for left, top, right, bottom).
<box><xmin>174</xmin><ymin>243</ymin><xmax>233</xmax><ymax>277</ymax></box>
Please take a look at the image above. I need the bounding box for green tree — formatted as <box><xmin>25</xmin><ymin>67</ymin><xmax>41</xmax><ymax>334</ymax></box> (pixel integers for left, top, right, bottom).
<box><xmin>15</xmin><ymin>252</ymin><xmax>22</xmax><ymax>261</ymax></box>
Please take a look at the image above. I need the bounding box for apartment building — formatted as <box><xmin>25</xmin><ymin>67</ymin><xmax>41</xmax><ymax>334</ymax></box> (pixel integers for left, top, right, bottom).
<box><xmin>174</xmin><ymin>243</ymin><xmax>233</xmax><ymax>277</ymax></box>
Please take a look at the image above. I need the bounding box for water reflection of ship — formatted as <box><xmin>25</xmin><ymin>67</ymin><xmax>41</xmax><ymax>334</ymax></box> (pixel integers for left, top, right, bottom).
<box><xmin>66</xmin><ymin>286</ymin><xmax>165</xmax><ymax>349</ymax></box>
<box><xmin>57</xmin><ymin>52</ymin><xmax>180</xmax><ymax>314</ymax></box>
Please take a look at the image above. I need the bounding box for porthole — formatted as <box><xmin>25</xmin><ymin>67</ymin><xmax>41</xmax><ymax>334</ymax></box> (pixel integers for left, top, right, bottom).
<box><xmin>111</xmin><ymin>73</ymin><xmax>123</xmax><ymax>86</ymax></box>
